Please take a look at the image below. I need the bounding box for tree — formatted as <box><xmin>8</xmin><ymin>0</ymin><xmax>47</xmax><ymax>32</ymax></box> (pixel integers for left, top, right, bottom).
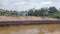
<box><xmin>28</xmin><ymin>9</ymin><xmax>34</xmax><ymax>16</ymax></box>
<box><xmin>48</xmin><ymin>6</ymin><xmax>58</xmax><ymax>13</ymax></box>
<box><xmin>33</xmin><ymin>10</ymin><xmax>39</xmax><ymax>16</ymax></box>
<box><xmin>13</xmin><ymin>11</ymin><xmax>18</xmax><ymax>15</ymax></box>
<box><xmin>4</xmin><ymin>10</ymin><xmax>12</xmax><ymax>16</ymax></box>
<box><xmin>39</xmin><ymin>8</ymin><xmax>48</xmax><ymax>16</ymax></box>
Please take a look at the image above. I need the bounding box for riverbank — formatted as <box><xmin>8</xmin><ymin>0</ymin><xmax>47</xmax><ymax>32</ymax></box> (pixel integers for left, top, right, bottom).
<box><xmin>0</xmin><ymin>16</ymin><xmax>57</xmax><ymax>21</ymax></box>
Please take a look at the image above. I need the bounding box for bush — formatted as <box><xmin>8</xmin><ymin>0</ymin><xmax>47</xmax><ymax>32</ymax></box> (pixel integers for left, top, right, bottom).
<box><xmin>48</xmin><ymin>12</ymin><xmax>60</xmax><ymax>19</ymax></box>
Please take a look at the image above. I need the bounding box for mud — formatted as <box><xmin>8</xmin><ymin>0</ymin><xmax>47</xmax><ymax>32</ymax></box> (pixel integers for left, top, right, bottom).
<box><xmin>0</xmin><ymin>20</ymin><xmax>60</xmax><ymax>27</ymax></box>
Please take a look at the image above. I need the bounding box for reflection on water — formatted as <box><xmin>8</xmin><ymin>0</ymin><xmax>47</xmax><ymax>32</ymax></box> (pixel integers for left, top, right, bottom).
<box><xmin>10</xmin><ymin>29</ymin><xmax>60</xmax><ymax>34</ymax></box>
<box><xmin>10</xmin><ymin>29</ymin><xmax>39</xmax><ymax>34</ymax></box>
<box><xmin>0</xmin><ymin>24</ymin><xmax>60</xmax><ymax>34</ymax></box>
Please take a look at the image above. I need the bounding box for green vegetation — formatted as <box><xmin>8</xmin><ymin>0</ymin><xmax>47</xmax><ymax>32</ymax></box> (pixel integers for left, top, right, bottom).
<box><xmin>28</xmin><ymin>6</ymin><xmax>60</xmax><ymax>19</ymax></box>
<box><xmin>0</xmin><ymin>6</ymin><xmax>60</xmax><ymax>19</ymax></box>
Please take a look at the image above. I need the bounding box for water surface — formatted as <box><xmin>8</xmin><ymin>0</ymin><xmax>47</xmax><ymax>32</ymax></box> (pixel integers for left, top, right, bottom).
<box><xmin>0</xmin><ymin>24</ymin><xmax>60</xmax><ymax>34</ymax></box>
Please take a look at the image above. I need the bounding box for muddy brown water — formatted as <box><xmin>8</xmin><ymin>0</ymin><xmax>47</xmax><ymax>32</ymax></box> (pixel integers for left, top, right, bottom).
<box><xmin>0</xmin><ymin>24</ymin><xmax>60</xmax><ymax>34</ymax></box>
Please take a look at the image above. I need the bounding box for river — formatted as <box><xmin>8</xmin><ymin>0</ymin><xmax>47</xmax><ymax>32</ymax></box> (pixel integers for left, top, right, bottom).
<box><xmin>0</xmin><ymin>24</ymin><xmax>60</xmax><ymax>34</ymax></box>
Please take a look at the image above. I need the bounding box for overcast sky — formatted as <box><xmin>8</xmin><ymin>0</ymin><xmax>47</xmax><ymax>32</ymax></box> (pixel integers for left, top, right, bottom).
<box><xmin>0</xmin><ymin>0</ymin><xmax>60</xmax><ymax>11</ymax></box>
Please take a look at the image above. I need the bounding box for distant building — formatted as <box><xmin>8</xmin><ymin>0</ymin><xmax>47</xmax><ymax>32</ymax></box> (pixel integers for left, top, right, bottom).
<box><xmin>19</xmin><ymin>11</ymin><xmax>28</xmax><ymax>16</ymax></box>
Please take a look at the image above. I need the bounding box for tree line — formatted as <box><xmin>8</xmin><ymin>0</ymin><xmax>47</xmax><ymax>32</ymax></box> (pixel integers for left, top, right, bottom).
<box><xmin>0</xmin><ymin>6</ymin><xmax>60</xmax><ymax>19</ymax></box>
<box><xmin>28</xmin><ymin>6</ymin><xmax>60</xmax><ymax>19</ymax></box>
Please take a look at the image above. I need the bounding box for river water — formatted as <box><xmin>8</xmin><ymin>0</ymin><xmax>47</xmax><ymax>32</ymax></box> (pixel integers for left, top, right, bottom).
<box><xmin>0</xmin><ymin>24</ymin><xmax>60</xmax><ymax>34</ymax></box>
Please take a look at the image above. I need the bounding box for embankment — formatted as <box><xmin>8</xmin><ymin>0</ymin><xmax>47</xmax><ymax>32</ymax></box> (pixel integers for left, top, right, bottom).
<box><xmin>0</xmin><ymin>20</ymin><xmax>60</xmax><ymax>27</ymax></box>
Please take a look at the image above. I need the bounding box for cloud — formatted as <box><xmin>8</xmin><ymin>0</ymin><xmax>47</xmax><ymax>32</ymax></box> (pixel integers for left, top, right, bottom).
<box><xmin>0</xmin><ymin>0</ymin><xmax>9</xmax><ymax>9</ymax></box>
<box><xmin>14</xmin><ymin>1</ymin><xmax>54</xmax><ymax>10</ymax></box>
<box><xmin>0</xmin><ymin>0</ymin><xmax>60</xmax><ymax>11</ymax></box>
<box><xmin>40</xmin><ymin>1</ymin><xmax>54</xmax><ymax>8</ymax></box>
<box><xmin>14</xmin><ymin>2</ymin><xmax>40</xmax><ymax>10</ymax></box>
<box><xmin>6</xmin><ymin>1</ymin><xmax>54</xmax><ymax>10</ymax></box>
<box><xmin>0</xmin><ymin>0</ymin><xmax>8</xmax><ymax>5</ymax></box>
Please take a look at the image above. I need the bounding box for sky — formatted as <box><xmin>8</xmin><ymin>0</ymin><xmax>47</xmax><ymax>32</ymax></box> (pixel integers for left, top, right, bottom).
<box><xmin>0</xmin><ymin>0</ymin><xmax>60</xmax><ymax>11</ymax></box>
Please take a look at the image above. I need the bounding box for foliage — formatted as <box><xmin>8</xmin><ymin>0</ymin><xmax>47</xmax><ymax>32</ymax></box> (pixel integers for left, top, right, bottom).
<box><xmin>28</xmin><ymin>9</ymin><xmax>34</xmax><ymax>16</ymax></box>
<box><xmin>48</xmin><ymin>6</ymin><xmax>58</xmax><ymax>13</ymax></box>
<box><xmin>27</xmin><ymin>6</ymin><xmax>60</xmax><ymax>19</ymax></box>
<box><xmin>49</xmin><ymin>12</ymin><xmax>60</xmax><ymax>19</ymax></box>
<box><xmin>0</xmin><ymin>6</ymin><xmax>60</xmax><ymax>19</ymax></box>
